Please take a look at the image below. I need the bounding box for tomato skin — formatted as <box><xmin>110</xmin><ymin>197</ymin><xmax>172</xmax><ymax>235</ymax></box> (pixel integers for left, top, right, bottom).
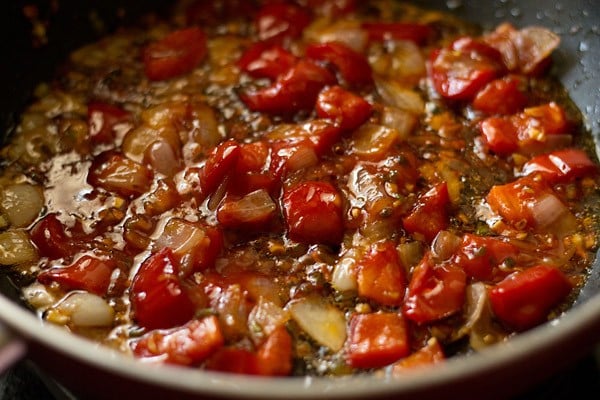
<box><xmin>521</xmin><ymin>148</ymin><xmax>598</xmax><ymax>183</ymax></box>
<box><xmin>87</xmin><ymin>102</ymin><xmax>131</xmax><ymax>144</ymax></box>
<box><xmin>199</xmin><ymin>139</ymin><xmax>241</xmax><ymax>196</ymax></box>
<box><xmin>452</xmin><ymin>234</ymin><xmax>519</xmax><ymax>282</ymax></box>
<box><xmin>131</xmin><ymin>316</ymin><xmax>224</xmax><ymax>366</ymax></box>
<box><xmin>521</xmin><ymin>102</ymin><xmax>568</xmax><ymax>135</ymax></box>
<box><xmin>205</xmin><ymin>348</ymin><xmax>260</xmax><ymax>374</ymax></box>
<box><xmin>305</xmin><ymin>42</ymin><xmax>373</xmax><ymax>87</ymax></box>
<box><xmin>356</xmin><ymin>241</ymin><xmax>407</xmax><ymax>306</ymax></box>
<box><xmin>402</xmin><ymin>182</ymin><xmax>450</xmax><ymax>243</ymax></box>
<box><xmin>282</xmin><ymin>181</ymin><xmax>344</xmax><ymax>245</ymax></box>
<box><xmin>479</xmin><ymin>116</ymin><xmax>519</xmax><ymax>155</ymax></box>
<box><xmin>346</xmin><ymin>312</ymin><xmax>410</xmax><ymax>369</ymax></box>
<box><xmin>316</xmin><ymin>86</ymin><xmax>373</xmax><ymax>131</ymax></box>
<box><xmin>38</xmin><ymin>255</ymin><xmax>116</xmax><ymax>296</ymax></box>
<box><xmin>130</xmin><ymin>248</ymin><xmax>195</xmax><ymax>330</ymax></box>
<box><xmin>238</xmin><ymin>42</ymin><xmax>297</xmax><ymax>80</ymax></box>
<box><xmin>143</xmin><ymin>27</ymin><xmax>207</xmax><ymax>81</ymax></box>
<box><xmin>489</xmin><ymin>265</ymin><xmax>572</xmax><ymax>331</ymax></box>
<box><xmin>240</xmin><ymin>60</ymin><xmax>336</xmax><ymax>116</ymax></box>
<box><xmin>362</xmin><ymin>22</ymin><xmax>433</xmax><ymax>45</ymax></box>
<box><xmin>429</xmin><ymin>38</ymin><xmax>504</xmax><ymax>100</ymax></box>
<box><xmin>485</xmin><ymin>176</ymin><xmax>546</xmax><ymax>229</ymax></box>
<box><xmin>255</xmin><ymin>2</ymin><xmax>311</xmax><ymax>43</ymax></box>
<box><xmin>403</xmin><ymin>253</ymin><xmax>467</xmax><ymax>324</ymax></box>
<box><xmin>256</xmin><ymin>326</ymin><xmax>293</xmax><ymax>376</ymax></box>
<box><xmin>30</xmin><ymin>214</ymin><xmax>74</xmax><ymax>259</ymax></box>
<box><xmin>391</xmin><ymin>338</ymin><xmax>445</xmax><ymax>374</ymax></box>
<box><xmin>87</xmin><ymin>151</ymin><xmax>153</xmax><ymax>198</ymax></box>
<box><xmin>472</xmin><ymin>75</ymin><xmax>528</xmax><ymax>115</ymax></box>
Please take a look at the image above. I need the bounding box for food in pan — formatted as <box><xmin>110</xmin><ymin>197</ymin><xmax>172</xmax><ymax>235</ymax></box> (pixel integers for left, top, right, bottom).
<box><xmin>1</xmin><ymin>0</ymin><xmax>599</xmax><ymax>376</ymax></box>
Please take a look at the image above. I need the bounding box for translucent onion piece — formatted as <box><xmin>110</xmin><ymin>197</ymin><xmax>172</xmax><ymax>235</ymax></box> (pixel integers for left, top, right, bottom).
<box><xmin>287</xmin><ymin>296</ymin><xmax>347</xmax><ymax>351</ymax></box>
<box><xmin>350</xmin><ymin>124</ymin><xmax>400</xmax><ymax>161</ymax></box>
<box><xmin>375</xmin><ymin>78</ymin><xmax>425</xmax><ymax>115</ymax></box>
<box><xmin>304</xmin><ymin>18</ymin><xmax>368</xmax><ymax>53</ymax></box>
<box><xmin>0</xmin><ymin>231</ymin><xmax>38</xmax><ymax>265</ymax></box>
<box><xmin>530</xmin><ymin>193</ymin><xmax>576</xmax><ymax>234</ymax></box>
<box><xmin>22</xmin><ymin>282</ymin><xmax>57</xmax><ymax>310</ymax></box>
<box><xmin>380</xmin><ymin>106</ymin><xmax>418</xmax><ymax>141</ymax></box>
<box><xmin>248</xmin><ymin>297</ymin><xmax>290</xmax><ymax>339</ymax></box>
<box><xmin>155</xmin><ymin>218</ymin><xmax>207</xmax><ymax>258</ymax></box>
<box><xmin>53</xmin><ymin>292</ymin><xmax>115</xmax><ymax>328</ymax></box>
<box><xmin>0</xmin><ymin>184</ymin><xmax>44</xmax><ymax>228</ymax></box>
<box><xmin>431</xmin><ymin>230</ymin><xmax>461</xmax><ymax>262</ymax></box>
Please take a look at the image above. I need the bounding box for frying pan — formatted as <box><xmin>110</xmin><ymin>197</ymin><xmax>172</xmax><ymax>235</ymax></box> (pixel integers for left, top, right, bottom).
<box><xmin>0</xmin><ymin>0</ymin><xmax>599</xmax><ymax>399</ymax></box>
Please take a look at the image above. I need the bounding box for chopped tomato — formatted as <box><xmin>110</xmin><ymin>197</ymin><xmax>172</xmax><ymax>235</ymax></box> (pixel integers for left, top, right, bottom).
<box><xmin>521</xmin><ymin>102</ymin><xmax>569</xmax><ymax>135</ymax></box>
<box><xmin>362</xmin><ymin>22</ymin><xmax>433</xmax><ymax>45</ymax></box>
<box><xmin>391</xmin><ymin>338</ymin><xmax>445</xmax><ymax>375</ymax></box>
<box><xmin>489</xmin><ymin>265</ymin><xmax>572</xmax><ymax>331</ymax></box>
<box><xmin>403</xmin><ymin>253</ymin><xmax>467</xmax><ymax>324</ymax></box>
<box><xmin>521</xmin><ymin>148</ymin><xmax>598</xmax><ymax>183</ymax></box>
<box><xmin>486</xmin><ymin>176</ymin><xmax>547</xmax><ymax>229</ymax></box>
<box><xmin>30</xmin><ymin>214</ymin><xmax>73</xmax><ymax>259</ymax></box>
<box><xmin>131</xmin><ymin>316</ymin><xmax>224</xmax><ymax>365</ymax></box>
<box><xmin>38</xmin><ymin>255</ymin><xmax>115</xmax><ymax>296</ymax></box>
<box><xmin>429</xmin><ymin>38</ymin><xmax>504</xmax><ymax>100</ymax></box>
<box><xmin>305</xmin><ymin>41</ymin><xmax>373</xmax><ymax>87</ymax></box>
<box><xmin>472</xmin><ymin>75</ymin><xmax>528</xmax><ymax>115</ymax></box>
<box><xmin>256</xmin><ymin>326</ymin><xmax>293</xmax><ymax>376</ymax></box>
<box><xmin>143</xmin><ymin>27</ymin><xmax>207</xmax><ymax>81</ymax></box>
<box><xmin>356</xmin><ymin>241</ymin><xmax>407</xmax><ymax>306</ymax></box>
<box><xmin>228</xmin><ymin>141</ymin><xmax>281</xmax><ymax>196</ymax></box>
<box><xmin>130</xmin><ymin>248</ymin><xmax>195</xmax><ymax>330</ymax></box>
<box><xmin>199</xmin><ymin>139</ymin><xmax>241</xmax><ymax>196</ymax></box>
<box><xmin>402</xmin><ymin>182</ymin><xmax>450</xmax><ymax>243</ymax></box>
<box><xmin>452</xmin><ymin>234</ymin><xmax>519</xmax><ymax>282</ymax></box>
<box><xmin>479</xmin><ymin>116</ymin><xmax>519</xmax><ymax>155</ymax></box>
<box><xmin>282</xmin><ymin>181</ymin><xmax>344</xmax><ymax>245</ymax></box>
<box><xmin>255</xmin><ymin>2</ymin><xmax>311</xmax><ymax>43</ymax></box>
<box><xmin>346</xmin><ymin>312</ymin><xmax>410</xmax><ymax>369</ymax></box>
<box><xmin>87</xmin><ymin>102</ymin><xmax>131</xmax><ymax>144</ymax></box>
<box><xmin>238</xmin><ymin>42</ymin><xmax>297</xmax><ymax>80</ymax></box>
<box><xmin>205</xmin><ymin>347</ymin><xmax>260</xmax><ymax>374</ymax></box>
<box><xmin>87</xmin><ymin>151</ymin><xmax>153</xmax><ymax>198</ymax></box>
<box><xmin>240</xmin><ymin>60</ymin><xmax>336</xmax><ymax>116</ymax></box>
<box><xmin>316</xmin><ymin>86</ymin><xmax>373</xmax><ymax>131</ymax></box>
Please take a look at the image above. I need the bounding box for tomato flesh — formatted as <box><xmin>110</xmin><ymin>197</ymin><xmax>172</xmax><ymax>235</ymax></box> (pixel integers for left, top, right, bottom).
<box><xmin>38</xmin><ymin>255</ymin><xmax>115</xmax><ymax>296</ymax></box>
<box><xmin>305</xmin><ymin>41</ymin><xmax>373</xmax><ymax>87</ymax></box>
<box><xmin>316</xmin><ymin>86</ymin><xmax>373</xmax><ymax>131</ymax></box>
<box><xmin>521</xmin><ymin>148</ymin><xmax>598</xmax><ymax>183</ymax></box>
<box><xmin>402</xmin><ymin>182</ymin><xmax>450</xmax><ymax>243</ymax></box>
<box><xmin>356</xmin><ymin>241</ymin><xmax>407</xmax><ymax>306</ymax></box>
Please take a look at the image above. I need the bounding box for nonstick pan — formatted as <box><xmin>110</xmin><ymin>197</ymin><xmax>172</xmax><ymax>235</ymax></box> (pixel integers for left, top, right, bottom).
<box><xmin>0</xmin><ymin>0</ymin><xmax>599</xmax><ymax>399</ymax></box>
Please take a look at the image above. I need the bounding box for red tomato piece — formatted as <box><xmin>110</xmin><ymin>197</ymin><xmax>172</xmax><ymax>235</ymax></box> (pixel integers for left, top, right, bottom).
<box><xmin>479</xmin><ymin>116</ymin><xmax>519</xmax><ymax>156</ymax></box>
<box><xmin>361</xmin><ymin>22</ymin><xmax>433</xmax><ymax>45</ymax></box>
<box><xmin>403</xmin><ymin>253</ymin><xmax>467</xmax><ymax>324</ymax></box>
<box><xmin>130</xmin><ymin>248</ymin><xmax>195</xmax><ymax>330</ymax></box>
<box><xmin>402</xmin><ymin>182</ymin><xmax>450</xmax><ymax>243</ymax></box>
<box><xmin>142</xmin><ymin>27</ymin><xmax>208</xmax><ymax>81</ymax></box>
<box><xmin>282</xmin><ymin>181</ymin><xmax>344</xmax><ymax>245</ymax></box>
<box><xmin>429</xmin><ymin>38</ymin><xmax>504</xmax><ymax>101</ymax></box>
<box><xmin>87</xmin><ymin>102</ymin><xmax>131</xmax><ymax>144</ymax></box>
<box><xmin>237</xmin><ymin>42</ymin><xmax>297</xmax><ymax>80</ymax></box>
<box><xmin>87</xmin><ymin>151</ymin><xmax>153</xmax><ymax>198</ymax></box>
<box><xmin>489</xmin><ymin>265</ymin><xmax>572</xmax><ymax>331</ymax></box>
<box><xmin>255</xmin><ymin>2</ymin><xmax>311</xmax><ymax>43</ymax></box>
<box><xmin>356</xmin><ymin>241</ymin><xmax>407</xmax><ymax>306</ymax></box>
<box><xmin>452</xmin><ymin>234</ymin><xmax>519</xmax><ymax>282</ymax></box>
<box><xmin>346</xmin><ymin>312</ymin><xmax>410</xmax><ymax>369</ymax></box>
<box><xmin>485</xmin><ymin>176</ymin><xmax>547</xmax><ymax>229</ymax></box>
<box><xmin>131</xmin><ymin>316</ymin><xmax>224</xmax><ymax>365</ymax></box>
<box><xmin>521</xmin><ymin>148</ymin><xmax>598</xmax><ymax>183</ymax></box>
<box><xmin>199</xmin><ymin>139</ymin><xmax>241</xmax><ymax>196</ymax></box>
<box><xmin>240</xmin><ymin>60</ymin><xmax>337</xmax><ymax>116</ymax></box>
<box><xmin>29</xmin><ymin>214</ymin><xmax>73</xmax><ymax>260</ymax></box>
<box><xmin>521</xmin><ymin>102</ymin><xmax>569</xmax><ymax>135</ymax></box>
<box><xmin>391</xmin><ymin>338</ymin><xmax>445</xmax><ymax>374</ymax></box>
<box><xmin>38</xmin><ymin>255</ymin><xmax>115</xmax><ymax>296</ymax></box>
<box><xmin>316</xmin><ymin>86</ymin><xmax>373</xmax><ymax>131</ymax></box>
<box><xmin>305</xmin><ymin>41</ymin><xmax>373</xmax><ymax>87</ymax></box>
<box><xmin>205</xmin><ymin>347</ymin><xmax>260</xmax><ymax>374</ymax></box>
<box><xmin>472</xmin><ymin>75</ymin><xmax>528</xmax><ymax>115</ymax></box>
<box><xmin>256</xmin><ymin>326</ymin><xmax>293</xmax><ymax>376</ymax></box>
